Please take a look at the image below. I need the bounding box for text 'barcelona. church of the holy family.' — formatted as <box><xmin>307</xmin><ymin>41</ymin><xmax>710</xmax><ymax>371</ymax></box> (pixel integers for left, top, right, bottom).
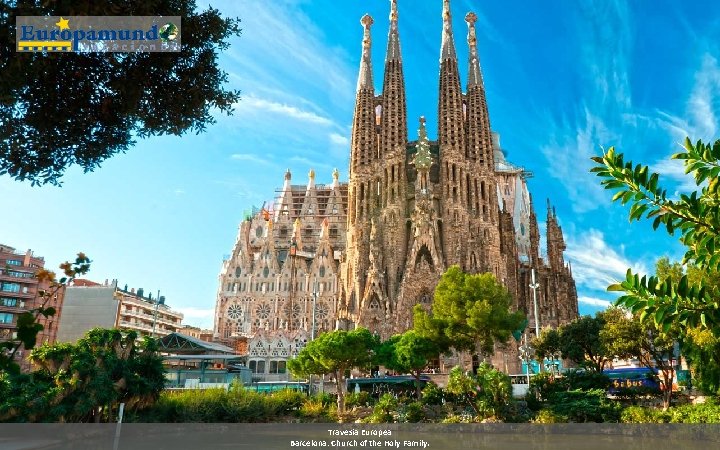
<box><xmin>214</xmin><ymin>0</ymin><xmax>579</xmax><ymax>377</ymax></box>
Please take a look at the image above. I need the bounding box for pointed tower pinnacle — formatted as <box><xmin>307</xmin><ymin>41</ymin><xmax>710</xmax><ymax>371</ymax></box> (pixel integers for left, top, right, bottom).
<box><xmin>357</xmin><ymin>14</ymin><xmax>374</xmax><ymax>91</ymax></box>
<box><xmin>440</xmin><ymin>0</ymin><xmax>457</xmax><ymax>61</ymax></box>
<box><xmin>386</xmin><ymin>0</ymin><xmax>401</xmax><ymax>62</ymax></box>
<box><xmin>466</xmin><ymin>12</ymin><xmax>483</xmax><ymax>86</ymax></box>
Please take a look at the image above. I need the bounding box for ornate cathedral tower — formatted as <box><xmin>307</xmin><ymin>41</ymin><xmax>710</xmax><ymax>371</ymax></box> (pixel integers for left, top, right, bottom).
<box><xmin>437</xmin><ymin>0</ymin><xmax>470</xmax><ymax>268</ymax></box>
<box><xmin>344</xmin><ymin>14</ymin><xmax>379</xmax><ymax>327</ymax></box>
<box><xmin>379</xmin><ymin>0</ymin><xmax>409</xmax><ymax>303</ymax></box>
<box><xmin>463</xmin><ymin>11</ymin><xmax>504</xmax><ymax>280</ymax></box>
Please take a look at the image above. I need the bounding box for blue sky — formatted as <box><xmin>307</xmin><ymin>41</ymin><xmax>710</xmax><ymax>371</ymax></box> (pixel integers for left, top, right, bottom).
<box><xmin>2</xmin><ymin>0</ymin><xmax>720</xmax><ymax>329</ymax></box>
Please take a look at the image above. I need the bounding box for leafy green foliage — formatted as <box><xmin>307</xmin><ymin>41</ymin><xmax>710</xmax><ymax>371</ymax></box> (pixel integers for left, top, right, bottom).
<box><xmin>531</xmin><ymin>327</ymin><xmax>561</xmax><ymax>363</ymax></box>
<box><xmin>556</xmin><ymin>313</ymin><xmax>609</xmax><ymax>372</ymax></box>
<box><xmin>0</xmin><ymin>253</ymin><xmax>91</xmax><ymax>375</ymax></box>
<box><xmin>365</xmin><ymin>393</ymin><xmax>398</xmax><ymax>423</ymax></box>
<box><xmin>621</xmin><ymin>400</ymin><xmax>720</xmax><ymax>423</ymax></box>
<box><xmin>413</xmin><ymin>266</ymin><xmax>526</xmax><ymax>356</ymax></box>
<box><xmin>345</xmin><ymin>391</ymin><xmax>373</xmax><ymax>408</ymax></box>
<box><xmin>527</xmin><ymin>370</ymin><xmax>611</xmax><ymax>411</ymax></box>
<box><xmin>590</xmin><ymin>138</ymin><xmax>720</xmax><ymax>334</ymax></box>
<box><xmin>541</xmin><ymin>389</ymin><xmax>623</xmax><ymax>423</ymax></box>
<box><xmin>445</xmin><ymin>363</ymin><xmax>513</xmax><ymax>420</ymax></box>
<box><xmin>0</xmin><ymin>1</ymin><xmax>241</xmax><ymax>185</ymax></box>
<box><xmin>1</xmin><ymin>328</ymin><xmax>164</xmax><ymax>422</ymax></box>
<box><xmin>287</xmin><ymin>328</ymin><xmax>379</xmax><ymax>413</ymax></box>
<box><xmin>377</xmin><ymin>330</ymin><xmax>439</xmax><ymax>399</ymax></box>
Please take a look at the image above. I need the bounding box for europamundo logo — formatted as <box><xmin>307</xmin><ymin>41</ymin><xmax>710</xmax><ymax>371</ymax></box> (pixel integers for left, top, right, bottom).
<box><xmin>16</xmin><ymin>16</ymin><xmax>181</xmax><ymax>53</ymax></box>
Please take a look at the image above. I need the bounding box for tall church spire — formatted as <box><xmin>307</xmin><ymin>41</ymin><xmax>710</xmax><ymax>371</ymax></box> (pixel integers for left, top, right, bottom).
<box><xmin>381</xmin><ymin>0</ymin><xmax>407</xmax><ymax>159</ymax></box>
<box><xmin>465</xmin><ymin>11</ymin><xmax>493</xmax><ymax>169</ymax></box>
<box><xmin>357</xmin><ymin>14</ymin><xmax>374</xmax><ymax>91</ymax></box>
<box><xmin>466</xmin><ymin>12</ymin><xmax>483</xmax><ymax>86</ymax></box>
<box><xmin>350</xmin><ymin>14</ymin><xmax>377</xmax><ymax>174</ymax></box>
<box><xmin>438</xmin><ymin>0</ymin><xmax>464</xmax><ymax>148</ymax></box>
<box><xmin>386</xmin><ymin>0</ymin><xmax>401</xmax><ymax>62</ymax></box>
<box><xmin>440</xmin><ymin>0</ymin><xmax>457</xmax><ymax>61</ymax></box>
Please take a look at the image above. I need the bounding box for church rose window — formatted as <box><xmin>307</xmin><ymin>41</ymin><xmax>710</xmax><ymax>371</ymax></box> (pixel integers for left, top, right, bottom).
<box><xmin>256</xmin><ymin>304</ymin><xmax>271</xmax><ymax>319</ymax></box>
<box><xmin>316</xmin><ymin>303</ymin><xmax>329</xmax><ymax>319</ymax></box>
<box><xmin>227</xmin><ymin>304</ymin><xmax>243</xmax><ymax>320</ymax></box>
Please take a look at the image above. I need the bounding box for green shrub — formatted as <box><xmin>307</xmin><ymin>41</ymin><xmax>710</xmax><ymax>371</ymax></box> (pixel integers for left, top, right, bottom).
<box><xmin>420</xmin><ymin>383</ymin><xmax>444</xmax><ymax>405</ymax></box>
<box><xmin>528</xmin><ymin>372</ymin><xmax>569</xmax><ymax>404</ymax></box>
<box><xmin>314</xmin><ymin>392</ymin><xmax>336</xmax><ymax>407</ymax></box>
<box><xmin>270</xmin><ymin>389</ymin><xmax>306</xmax><ymax>414</ymax></box>
<box><xmin>620</xmin><ymin>406</ymin><xmax>669</xmax><ymax>423</ymax></box>
<box><xmin>299</xmin><ymin>398</ymin><xmax>327</xmax><ymax>419</ymax></box>
<box><xmin>129</xmin><ymin>387</ymin><xmax>288</xmax><ymax>422</ymax></box>
<box><xmin>366</xmin><ymin>393</ymin><xmax>398</xmax><ymax>423</ymax></box>
<box><xmin>345</xmin><ymin>391</ymin><xmax>372</xmax><ymax>408</ymax></box>
<box><xmin>667</xmin><ymin>399</ymin><xmax>720</xmax><ymax>423</ymax></box>
<box><xmin>564</xmin><ymin>370</ymin><xmax>611</xmax><ymax>391</ymax></box>
<box><xmin>546</xmin><ymin>389</ymin><xmax>622</xmax><ymax>423</ymax></box>
<box><xmin>402</xmin><ymin>401</ymin><xmax>425</xmax><ymax>423</ymax></box>
<box><xmin>533</xmin><ymin>408</ymin><xmax>567</xmax><ymax>423</ymax></box>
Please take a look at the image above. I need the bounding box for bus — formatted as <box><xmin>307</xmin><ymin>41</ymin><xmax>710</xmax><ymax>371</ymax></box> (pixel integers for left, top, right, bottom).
<box><xmin>603</xmin><ymin>367</ymin><xmax>662</xmax><ymax>394</ymax></box>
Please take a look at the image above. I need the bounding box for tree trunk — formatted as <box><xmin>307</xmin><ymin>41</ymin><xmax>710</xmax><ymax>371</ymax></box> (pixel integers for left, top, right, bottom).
<box><xmin>661</xmin><ymin>368</ymin><xmax>674</xmax><ymax>410</ymax></box>
<box><xmin>336</xmin><ymin>369</ymin><xmax>346</xmax><ymax>414</ymax></box>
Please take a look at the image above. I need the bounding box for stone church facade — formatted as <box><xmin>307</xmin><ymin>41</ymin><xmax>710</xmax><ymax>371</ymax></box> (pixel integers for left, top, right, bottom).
<box><xmin>214</xmin><ymin>0</ymin><xmax>578</xmax><ymax>376</ymax></box>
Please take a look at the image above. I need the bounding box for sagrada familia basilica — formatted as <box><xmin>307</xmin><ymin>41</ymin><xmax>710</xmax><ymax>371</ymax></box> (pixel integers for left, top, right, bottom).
<box><xmin>214</xmin><ymin>0</ymin><xmax>578</xmax><ymax>376</ymax></box>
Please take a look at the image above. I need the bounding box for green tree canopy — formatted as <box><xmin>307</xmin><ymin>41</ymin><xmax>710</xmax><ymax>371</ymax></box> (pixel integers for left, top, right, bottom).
<box><xmin>531</xmin><ymin>327</ymin><xmax>562</xmax><ymax>366</ymax></box>
<box><xmin>590</xmin><ymin>138</ymin><xmax>720</xmax><ymax>334</ymax></box>
<box><xmin>287</xmin><ymin>328</ymin><xmax>379</xmax><ymax>413</ymax></box>
<box><xmin>413</xmin><ymin>266</ymin><xmax>526</xmax><ymax>357</ymax></box>
<box><xmin>600</xmin><ymin>307</ymin><xmax>678</xmax><ymax>409</ymax></box>
<box><xmin>0</xmin><ymin>1</ymin><xmax>241</xmax><ymax>185</ymax></box>
<box><xmin>377</xmin><ymin>330</ymin><xmax>439</xmax><ymax>399</ymax></box>
<box><xmin>555</xmin><ymin>313</ymin><xmax>610</xmax><ymax>372</ymax></box>
<box><xmin>0</xmin><ymin>328</ymin><xmax>164</xmax><ymax>422</ymax></box>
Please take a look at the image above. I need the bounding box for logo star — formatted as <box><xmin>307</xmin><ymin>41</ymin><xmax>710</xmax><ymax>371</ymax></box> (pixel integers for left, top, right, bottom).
<box><xmin>56</xmin><ymin>17</ymin><xmax>70</xmax><ymax>31</ymax></box>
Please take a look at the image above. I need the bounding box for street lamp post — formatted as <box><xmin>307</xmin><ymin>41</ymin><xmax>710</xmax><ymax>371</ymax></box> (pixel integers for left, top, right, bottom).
<box><xmin>518</xmin><ymin>335</ymin><xmax>535</xmax><ymax>386</ymax></box>
<box><xmin>529</xmin><ymin>269</ymin><xmax>540</xmax><ymax>339</ymax></box>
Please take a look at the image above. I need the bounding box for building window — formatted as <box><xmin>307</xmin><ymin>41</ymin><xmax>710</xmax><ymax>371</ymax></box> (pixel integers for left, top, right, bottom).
<box><xmin>256</xmin><ymin>226</ymin><xmax>264</xmax><ymax>238</ymax></box>
<box><xmin>235</xmin><ymin>267</ymin><xmax>241</xmax><ymax>277</ymax></box>
<box><xmin>0</xmin><ymin>313</ymin><xmax>13</xmax><ymax>324</ymax></box>
<box><xmin>329</xmin><ymin>226</ymin><xmax>338</xmax><ymax>238</ymax></box>
<box><xmin>269</xmin><ymin>360</ymin><xmax>286</xmax><ymax>374</ymax></box>
<box><xmin>1</xmin><ymin>282</ymin><xmax>20</xmax><ymax>293</ymax></box>
<box><xmin>0</xmin><ymin>298</ymin><xmax>18</xmax><ymax>307</ymax></box>
<box><xmin>5</xmin><ymin>260</ymin><xmax>21</xmax><ymax>266</ymax></box>
<box><xmin>249</xmin><ymin>360</ymin><xmax>265</xmax><ymax>374</ymax></box>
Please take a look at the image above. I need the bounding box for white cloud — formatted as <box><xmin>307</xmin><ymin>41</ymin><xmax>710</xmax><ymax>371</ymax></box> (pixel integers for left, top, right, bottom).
<box><xmin>578</xmin><ymin>296</ymin><xmax>613</xmax><ymax>308</ymax></box>
<box><xmin>540</xmin><ymin>108</ymin><xmax>613</xmax><ymax>213</ymax></box>
<box><xmin>565</xmin><ymin>228</ymin><xmax>648</xmax><ymax>292</ymax></box>
<box><xmin>688</xmin><ymin>54</ymin><xmax>720</xmax><ymax>140</ymax></box>
<box><xmin>648</xmin><ymin>54</ymin><xmax>720</xmax><ymax>192</ymax></box>
<box><xmin>230</xmin><ymin>153</ymin><xmax>276</xmax><ymax>166</ymax></box>
<box><xmin>239</xmin><ymin>96</ymin><xmax>335</xmax><ymax>127</ymax></box>
<box><xmin>329</xmin><ymin>132</ymin><xmax>349</xmax><ymax>147</ymax></box>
